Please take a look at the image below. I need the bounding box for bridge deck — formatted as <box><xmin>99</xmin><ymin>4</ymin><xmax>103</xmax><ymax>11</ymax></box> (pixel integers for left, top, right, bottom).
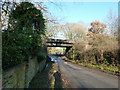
<box><xmin>46</xmin><ymin>41</ymin><xmax>73</xmax><ymax>44</ymax></box>
<box><xmin>47</xmin><ymin>38</ymin><xmax>73</xmax><ymax>48</ymax></box>
<box><xmin>47</xmin><ymin>45</ymin><xmax>72</xmax><ymax>47</ymax></box>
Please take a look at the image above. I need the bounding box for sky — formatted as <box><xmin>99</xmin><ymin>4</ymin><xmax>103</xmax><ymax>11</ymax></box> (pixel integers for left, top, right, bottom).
<box><xmin>0</xmin><ymin>1</ymin><xmax>118</xmax><ymax>24</ymax></box>
<box><xmin>44</xmin><ymin>2</ymin><xmax>118</xmax><ymax>39</ymax></box>
<box><xmin>44</xmin><ymin>2</ymin><xmax>118</xmax><ymax>24</ymax></box>
<box><xmin>1</xmin><ymin>1</ymin><xmax>118</xmax><ymax>39</ymax></box>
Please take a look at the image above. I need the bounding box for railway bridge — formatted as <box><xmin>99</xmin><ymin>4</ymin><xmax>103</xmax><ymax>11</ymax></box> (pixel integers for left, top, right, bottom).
<box><xmin>46</xmin><ymin>38</ymin><xmax>73</xmax><ymax>55</ymax></box>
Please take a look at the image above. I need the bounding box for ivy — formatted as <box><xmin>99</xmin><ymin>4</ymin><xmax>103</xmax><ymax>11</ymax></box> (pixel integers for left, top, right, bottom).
<box><xmin>2</xmin><ymin>2</ymin><xmax>46</xmax><ymax>70</ymax></box>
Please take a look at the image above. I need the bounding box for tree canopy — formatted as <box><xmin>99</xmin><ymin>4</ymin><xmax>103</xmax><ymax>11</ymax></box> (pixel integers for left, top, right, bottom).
<box><xmin>2</xmin><ymin>2</ymin><xmax>46</xmax><ymax>70</ymax></box>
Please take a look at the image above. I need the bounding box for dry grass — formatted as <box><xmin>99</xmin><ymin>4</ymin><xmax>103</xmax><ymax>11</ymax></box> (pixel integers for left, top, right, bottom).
<box><xmin>60</xmin><ymin>56</ymin><xmax>119</xmax><ymax>76</ymax></box>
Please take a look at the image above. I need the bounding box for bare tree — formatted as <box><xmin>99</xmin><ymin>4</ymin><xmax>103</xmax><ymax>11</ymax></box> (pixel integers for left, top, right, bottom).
<box><xmin>61</xmin><ymin>22</ymin><xmax>87</xmax><ymax>42</ymax></box>
<box><xmin>105</xmin><ymin>10</ymin><xmax>118</xmax><ymax>38</ymax></box>
<box><xmin>46</xmin><ymin>23</ymin><xmax>60</xmax><ymax>38</ymax></box>
<box><xmin>86</xmin><ymin>20</ymin><xmax>118</xmax><ymax>65</ymax></box>
<box><xmin>60</xmin><ymin>22</ymin><xmax>88</xmax><ymax>56</ymax></box>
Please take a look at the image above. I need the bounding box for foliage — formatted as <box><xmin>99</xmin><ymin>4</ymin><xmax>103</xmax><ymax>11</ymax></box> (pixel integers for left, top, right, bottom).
<box><xmin>66</xmin><ymin>58</ymin><xmax>119</xmax><ymax>73</ymax></box>
<box><xmin>86</xmin><ymin>21</ymin><xmax>118</xmax><ymax>65</ymax></box>
<box><xmin>2</xmin><ymin>2</ymin><xmax>46</xmax><ymax>70</ymax></box>
<box><xmin>2</xmin><ymin>46</ymin><xmax>25</xmax><ymax>70</ymax></box>
<box><xmin>78</xmin><ymin>63</ymin><xmax>119</xmax><ymax>73</ymax></box>
<box><xmin>37</xmin><ymin>50</ymin><xmax>47</xmax><ymax>62</ymax></box>
<box><xmin>88</xmin><ymin>21</ymin><xmax>106</xmax><ymax>34</ymax></box>
<box><xmin>66</xmin><ymin>20</ymin><xmax>119</xmax><ymax>69</ymax></box>
<box><xmin>37</xmin><ymin>52</ymin><xmax>46</xmax><ymax>62</ymax></box>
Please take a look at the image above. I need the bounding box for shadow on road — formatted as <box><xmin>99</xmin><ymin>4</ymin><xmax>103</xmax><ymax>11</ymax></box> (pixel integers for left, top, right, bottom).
<box><xmin>29</xmin><ymin>61</ymin><xmax>64</xmax><ymax>88</ymax></box>
<box><xmin>53</xmin><ymin>71</ymin><xmax>63</xmax><ymax>88</ymax></box>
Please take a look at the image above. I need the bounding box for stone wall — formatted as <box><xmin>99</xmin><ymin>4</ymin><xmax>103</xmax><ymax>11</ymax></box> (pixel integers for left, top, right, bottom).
<box><xmin>2</xmin><ymin>57</ymin><xmax>46</xmax><ymax>88</ymax></box>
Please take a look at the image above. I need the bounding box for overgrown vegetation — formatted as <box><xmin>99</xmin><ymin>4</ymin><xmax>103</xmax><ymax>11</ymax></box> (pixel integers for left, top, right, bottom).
<box><xmin>65</xmin><ymin>58</ymin><xmax>119</xmax><ymax>73</ymax></box>
<box><xmin>37</xmin><ymin>47</ymin><xmax>47</xmax><ymax>62</ymax></box>
<box><xmin>62</xmin><ymin>19</ymin><xmax>119</xmax><ymax>73</ymax></box>
<box><xmin>2</xmin><ymin>2</ymin><xmax>46</xmax><ymax>70</ymax></box>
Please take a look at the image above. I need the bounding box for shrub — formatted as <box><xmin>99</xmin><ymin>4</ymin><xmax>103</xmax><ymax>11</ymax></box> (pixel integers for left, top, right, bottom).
<box><xmin>2</xmin><ymin>2</ymin><xmax>46</xmax><ymax>70</ymax></box>
<box><xmin>2</xmin><ymin>46</ymin><xmax>25</xmax><ymax>70</ymax></box>
<box><xmin>37</xmin><ymin>52</ymin><xmax>47</xmax><ymax>62</ymax></box>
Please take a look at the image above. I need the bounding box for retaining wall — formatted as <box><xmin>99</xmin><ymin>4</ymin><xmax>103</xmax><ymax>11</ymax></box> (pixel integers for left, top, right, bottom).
<box><xmin>2</xmin><ymin>57</ymin><xmax>46</xmax><ymax>88</ymax></box>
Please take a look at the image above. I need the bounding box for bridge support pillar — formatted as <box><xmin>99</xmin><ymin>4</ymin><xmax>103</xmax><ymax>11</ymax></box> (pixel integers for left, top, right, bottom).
<box><xmin>65</xmin><ymin>47</ymin><xmax>72</xmax><ymax>56</ymax></box>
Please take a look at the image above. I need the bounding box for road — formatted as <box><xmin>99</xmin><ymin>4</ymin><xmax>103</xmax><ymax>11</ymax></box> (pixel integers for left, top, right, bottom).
<box><xmin>48</xmin><ymin>55</ymin><xmax>119</xmax><ymax>88</ymax></box>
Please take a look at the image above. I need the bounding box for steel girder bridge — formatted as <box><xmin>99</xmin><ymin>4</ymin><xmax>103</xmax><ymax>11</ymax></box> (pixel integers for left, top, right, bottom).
<box><xmin>46</xmin><ymin>38</ymin><xmax>73</xmax><ymax>55</ymax></box>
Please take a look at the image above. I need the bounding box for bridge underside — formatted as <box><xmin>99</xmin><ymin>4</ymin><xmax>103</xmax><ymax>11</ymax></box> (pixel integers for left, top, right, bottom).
<box><xmin>46</xmin><ymin>38</ymin><xmax>73</xmax><ymax>55</ymax></box>
<box><xmin>47</xmin><ymin>45</ymin><xmax>72</xmax><ymax>48</ymax></box>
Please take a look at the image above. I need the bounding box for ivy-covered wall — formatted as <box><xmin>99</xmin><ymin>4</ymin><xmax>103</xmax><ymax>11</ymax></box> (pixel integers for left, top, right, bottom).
<box><xmin>2</xmin><ymin>57</ymin><xmax>46</xmax><ymax>88</ymax></box>
<box><xmin>2</xmin><ymin>2</ymin><xmax>47</xmax><ymax>88</ymax></box>
<box><xmin>2</xmin><ymin>2</ymin><xmax>46</xmax><ymax>70</ymax></box>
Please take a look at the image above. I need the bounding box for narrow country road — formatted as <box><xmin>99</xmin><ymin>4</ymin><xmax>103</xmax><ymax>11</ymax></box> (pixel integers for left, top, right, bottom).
<box><xmin>48</xmin><ymin>55</ymin><xmax>118</xmax><ymax>88</ymax></box>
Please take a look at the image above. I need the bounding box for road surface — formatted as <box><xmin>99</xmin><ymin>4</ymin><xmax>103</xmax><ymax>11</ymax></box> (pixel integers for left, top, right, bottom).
<box><xmin>48</xmin><ymin>55</ymin><xmax>119</xmax><ymax>88</ymax></box>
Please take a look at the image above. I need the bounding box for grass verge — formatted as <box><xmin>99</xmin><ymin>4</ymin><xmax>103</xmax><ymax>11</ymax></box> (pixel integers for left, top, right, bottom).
<box><xmin>78</xmin><ymin>62</ymin><xmax>119</xmax><ymax>73</ymax></box>
<box><xmin>60</xmin><ymin>56</ymin><xmax>119</xmax><ymax>75</ymax></box>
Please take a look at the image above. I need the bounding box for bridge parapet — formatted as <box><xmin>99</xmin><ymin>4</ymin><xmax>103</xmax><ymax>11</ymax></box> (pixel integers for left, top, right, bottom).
<box><xmin>47</xmin><ymin>38</ymin><xmax>67</xmax><ymax>42</ymax></box>
<box><xmin>47</xmin><ymin>38</ymin><xmax>73</xmax><ymax>44</ymax></box>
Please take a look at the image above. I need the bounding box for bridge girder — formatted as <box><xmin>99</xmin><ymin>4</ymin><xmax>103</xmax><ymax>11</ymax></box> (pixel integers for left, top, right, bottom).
<box><xmin>46</xmin><ymin>38</ymin><xmax>73</xmax><ymax>55</ymax></box>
